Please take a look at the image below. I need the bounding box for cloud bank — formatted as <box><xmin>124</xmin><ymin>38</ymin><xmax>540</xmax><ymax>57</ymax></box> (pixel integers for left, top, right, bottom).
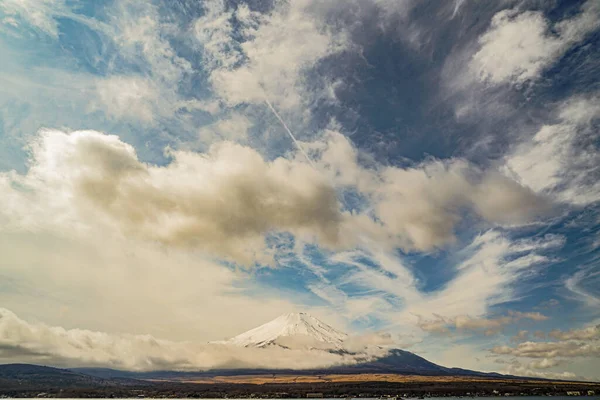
<box><xmin>2</xmin><ymin>129</ymin><xmax>341</xmax><ymax>265</ymax></box>
<box><xmin>418</xmin><ymin>312</ymin><xmax>548</xmax><ymax>336</ymax></box>
<box><xmin>491</xmin><ymin>324</ymin><xmax>600</xmax><ymax>380</ymax></box>
<box><xmin>0</xmin><ymin>308</ymin><xmax>388</xmax><ymax>371</ymax></box>
<box><xmin>0</xmin><ymin>128</ymin><xmax>552</xmax><ymax>265</ymax></box>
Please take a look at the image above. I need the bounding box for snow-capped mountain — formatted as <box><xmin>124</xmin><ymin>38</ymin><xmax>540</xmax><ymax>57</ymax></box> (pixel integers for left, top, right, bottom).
<box><xmin>221</xmin><ymin>312</ymin><xmax>348</xmax><ymax>348</ymax></box>
<box><xmin>73</xmin><ymin>313</ymin><xmax>507</xmax><ymax>379</ymax></box>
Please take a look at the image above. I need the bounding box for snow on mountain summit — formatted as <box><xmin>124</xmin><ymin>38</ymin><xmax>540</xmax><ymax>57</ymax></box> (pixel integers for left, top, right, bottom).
<box><xmin>224</xmin><ymin>312</ymin><xmax>348</xmax><ymax>348</ymax></box>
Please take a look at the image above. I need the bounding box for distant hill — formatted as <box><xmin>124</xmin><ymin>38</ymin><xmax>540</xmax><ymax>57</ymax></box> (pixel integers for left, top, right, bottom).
<box><xmin>1</xmin><ymin>363</ymin><xmax>595</xmax><ymax>399</ymax></box>
<box><xmin>0</xmin><ymin>364</ymin><xmax>143</xmax><ymax>390</ymax></box>
<box><xmin>0</xmin><ymin>364</ymin><xmax>106</xmax><ymax>389</ymax></box>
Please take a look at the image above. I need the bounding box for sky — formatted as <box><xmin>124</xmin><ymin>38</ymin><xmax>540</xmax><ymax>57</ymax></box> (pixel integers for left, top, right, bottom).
<box><xmin>0</xmin><ymin>0</ymin><xmax>599</xmax><ymax>381</ymax></box>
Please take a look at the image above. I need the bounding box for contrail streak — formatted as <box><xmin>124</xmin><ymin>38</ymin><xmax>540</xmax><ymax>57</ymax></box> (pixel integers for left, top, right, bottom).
<box><xmin>263</xmin><ymin>97</ymin><xmax>316</xmax><ymax>168</ymax></box>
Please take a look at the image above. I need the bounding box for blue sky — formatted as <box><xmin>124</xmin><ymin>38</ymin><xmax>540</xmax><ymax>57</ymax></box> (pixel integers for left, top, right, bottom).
<box><xmin>0</xmin><ymin>0</ymin><xmax>599</xmax><ymax>380</ymax></box>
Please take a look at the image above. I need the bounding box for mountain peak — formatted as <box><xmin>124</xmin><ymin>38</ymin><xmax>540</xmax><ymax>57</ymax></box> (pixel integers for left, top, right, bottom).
<box><xmin>224</xmin><ymin>312</ymin><xmax>348</xmax><ymax>348</ymax></box>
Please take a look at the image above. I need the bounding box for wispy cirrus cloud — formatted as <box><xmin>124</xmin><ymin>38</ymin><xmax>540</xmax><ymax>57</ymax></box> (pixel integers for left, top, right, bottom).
<box><xmin>195</xmin><ymin>0</ymin><xmax>350</xmax><ymax>111</ymax></box>
<box><xmin>564</xmin><ymin>269</ymin><xmax>600</xmax><ymax>308</ymax></box>
<box><xmin>0</xmin><ymin>0</ymin><xmax>69</xmax><ymax>38</ymax></box>
<box><xmin>310</xmin><ymin>229</ymin><xmax>563</xmax><ymax>337</ymax></box>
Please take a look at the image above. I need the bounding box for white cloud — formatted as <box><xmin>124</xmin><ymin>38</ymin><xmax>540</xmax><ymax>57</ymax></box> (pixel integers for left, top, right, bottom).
<box><xmin>96</xmin><ymin>1</ymin><xmax>205</xmax><ymax>124</ymax></box>
<box><xmin>193</xmin><ymin>0</ymin><xmax>242</xmax><ymax>72</ymax></box>
<box><xmin>198</xmin><ymin>113</ymin><xmax>253</xmax><ymax>143</ymax></box>
<box><xmin>112</xmin><ymin>1</ymin><xmax>192</xmax><ymax>86</ymax></box>
<box><xmin>0</xmin><ymin>0</ymin><xmax>67</xmax><ymax>38</ymax></box>
<box><xmin>0</xmin><ymin>0</ymin><xmax>209</xmax><ymax>134</ymax></box>
<box><xmin>396</xmin><ymin>231</ymin><xmax>563</xmax><ymax>321</ymax></box>
<box><xmin>311</xmin><ymin>131</ymin><xmax>551</xmax><ymax>253</ymax></box>
<box><xmin>416</xmin><ymin>318</ymin><xmax>450</xmax><ymax>335</ymax></box>
<box><xmin>327</xmin><ymin>229</ymin><xmax>562</xmax><ymax>339</ymax></box>
<box><xmin>549</xmin><ymin>325</ymin><xmax>600</xmax><ymax>341</ymax></box>
<box><xmin>0</xmin><ymin>308</ymin><xmax>374</xmax><ymax>371</ymax></box>
<box><xmin>502</xmin><ymin>363</ymin><xmax>577</xmax><ymax>380</ymax></box>
<box><xmin>417</xmin><ymin>312</ymin><xmax>547</xmax><ymax>336</ymax></box>
<box><xmin>565</xmin><ymin>270</ymin><xmax>600</xmax><ymax>308</ymax></box>
<box><xmin>471</xmin><ymin>1</ymin><xmax>600</xmax><ymax>86</ymax></box>
<box><xmin>94</xmin><ymin>76</ymin><xmax>160</xmax><ymax>123</ymax></box>
<box><xmin>510</xmin><ymin>311</ymin><xmax>549</xmax><ymax>322</ymax></box>
<box><xmin>196</xmin><ymin>0</ymin><xmax>349</xmax><ymax>110</ymax></box>
<box><xmin>342</xmin><ymin>331</ymin><xmax>397</xmax><ymax>353</ymax></box>
<box><xmin>1</xmin><ymin>129</ymin><xmax>344</xmax><ymax>265</ymax></box>
<box><xmin>503</xmin><ymin>95</ymin><xmax>600</xmax><ymax>206</ymax></box>
<box><xmin>0</xmin><ymin>128</ymin><xmax>552</xmax><ymax>266</ymax></box>
<box><xmin>0</xmin><ymin>225</ymin><xmax>323</xmax><ymax>342</ymax></box>
<box><xmin>330</xmin><ymin>248</ymin><xmax>423</xmax><ymax>314</ymax></box>
<box><xmin>0</xmin><ymin>126</ymin><xmax>560</xmax><ymax>352</ymax></box>
<box><xmin>492</xmin><ymin>340</ymin><xmax>600</xmax><ymax>359</ymax></box>
<box><xmin>511</xmin><ymin>330</ymin><xmax>529</xmax><ymax>342</ymax></box>
<box><xmin>0</xmin><ymin>1</ymin><xmax>595</xmax><ymax>381</ymax></box>
<box><xmin>492</xmin><ymin>323</ymin><xmax>600</xmax><ymax>380</ymax></box>
<box><xmin>375</xmin><ymin>162</ymin><xmax>549</xmax><ymax>251</ymax></box>
<box><xmin>510</xmin><ymin>235</ymin><xmax>566</xmax><ymax>254</ymax></box>
<box><xmin>527</xmin><ymin>358</ymin><xmax>563</xmax><ymax>370</ymax></box>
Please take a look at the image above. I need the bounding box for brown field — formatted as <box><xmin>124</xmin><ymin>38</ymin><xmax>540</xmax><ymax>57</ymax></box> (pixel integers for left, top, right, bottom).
<box><xmin>149</xmin><ymin>373</ymin><xmax>596</xmax><ymax>385</ymax></box>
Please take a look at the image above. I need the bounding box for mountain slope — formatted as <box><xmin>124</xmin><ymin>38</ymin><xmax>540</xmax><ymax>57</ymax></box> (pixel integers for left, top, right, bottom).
<box><xmin>221</xmin><ymin>312</ymin><xmax>348</xmax><ymax>348</ymax></box>
<box><xmin>0</xmin><ymin>364</ymin><xmax>111</xmax><ymax>389</ymax></box>
<box><xmin>343</xmin><ymin>349</ymin><xmax>448</xmax><ymax>374</ymax></box>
